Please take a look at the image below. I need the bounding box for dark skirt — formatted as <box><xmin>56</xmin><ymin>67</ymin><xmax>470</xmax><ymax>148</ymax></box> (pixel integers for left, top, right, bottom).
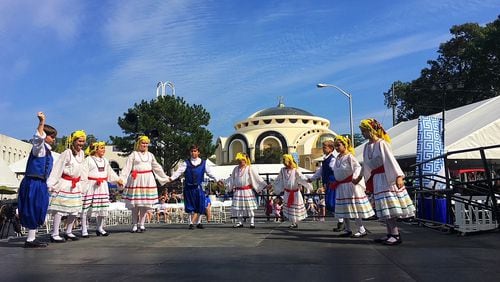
<box><xmin>183</xmin><ymin>185</ymin><xmax>206</xmax><ymax>214</ymax></box>
<box><xmin>17</xmin><ymin>177</ymin><xmax>49</xmax><ymax>229</ymax></box>
<box><xmin>325</xmin><ymin>187</ymin><xmax>337</xmax><ymax>213</ymax></box>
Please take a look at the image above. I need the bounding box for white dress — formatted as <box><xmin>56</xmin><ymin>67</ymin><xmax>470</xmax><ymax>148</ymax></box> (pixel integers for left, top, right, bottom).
<box><xmin>120</xmin><ymin>151</ymin><xmax>169</xmax><ymax>208</ymax></box>
<box><xmin>81</xmin><ymin>156</ymin><xmax>121</xmax><ymax>217</ymax></box>
<box><xmin>333</xmin><ymin>154</ymin><xmax>375</xmax><ymax>219</ymax></box>
<box><xmin>226</xmin><ymin>165</ymin><xmax>267</xmax><ymax>211</ymax></box>
<box><xmin>362</xmin><ymin>140</ymin><xmax>416</xmax><ymax>219</ymax></box>
<box><xmin>47</xmin><ymin>149</ymin><xmax>85</xmax><ymax>215</ymax></box>
<box><xmin>272</xmin><ymin>168</ymin><xmax>311</xmax><ymax>222</ymax></box>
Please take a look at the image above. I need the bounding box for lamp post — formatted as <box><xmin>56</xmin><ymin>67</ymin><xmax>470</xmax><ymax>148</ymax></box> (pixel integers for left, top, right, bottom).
<box><xmin>156</xmin><ymin>81</ymin><xmax>176</xmax><ymax>98</ymax></box>
<box><xmin>316</xmin><ymin>83</ymin><xmax>354</xmax><ymax>146</ymax></box>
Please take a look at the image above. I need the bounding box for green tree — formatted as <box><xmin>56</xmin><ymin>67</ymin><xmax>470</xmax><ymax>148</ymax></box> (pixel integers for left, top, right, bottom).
<box><xmin>110</xmin><ymin>95</ymin><xmax>214</xmax><ymax>172</ymax></box>
<box><xmin>52</xmin><ymin>133</ymin><xmax>98</xmax><ymax>154</ymax></box>
<box><xmin>385</xmin><ymin>16</ymin><xmax>500</xmax><ymax>123</ymax></box>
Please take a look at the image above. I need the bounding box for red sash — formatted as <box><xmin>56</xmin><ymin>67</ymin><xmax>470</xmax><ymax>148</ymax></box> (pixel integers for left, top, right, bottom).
<box><xmin>284</xmin><ymin>188</ymin><xmax>299</xmax><ymax>208</ymax></box>
<box><xmin>88</xmin><ymin>177</ymin><xmax>107</xmax><ymax>186</ymax></box>
<box><xmin>131</xmin><ymin>170</ymin><xmax>153</xmax><ymax>180</ymax></box>
<box><xmin>366</xmin><ymin>166</ymin><xmax>385</xmax><ymax>193</ymax></box>
<box><xmin>235</xmin><ymin>185</ymin><xmax>252</xmax><ymax>191</ymax></box>
<box><xmin>62</xmin><ymin>174</ymin><xmax>81</xmax><ymax>188</ymax></box>
<box><xmin>329</xmin><ymin>175</ymin><xmax>353</xmax><ymax>190</ymax></box>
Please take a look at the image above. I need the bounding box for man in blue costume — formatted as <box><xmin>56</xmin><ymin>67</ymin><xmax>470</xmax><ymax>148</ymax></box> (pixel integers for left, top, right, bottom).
<box><xmin>308</xmin><ymin>140</ymin><xmax>345</xmax><ymax>232</ymax></box>
<box><xmin>18</xmin><ymin>112</ymin><xmax>57</xmax><ymax>248</ymax></box>
<box><xmin>170</xmin><ymin>145</ymin><xmax>221</xmax><ymax>229</ymax></box>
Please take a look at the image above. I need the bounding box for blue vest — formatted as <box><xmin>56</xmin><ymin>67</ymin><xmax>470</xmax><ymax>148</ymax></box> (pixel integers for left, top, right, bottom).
<box><xmin>25</xmin><ymin>145</ymin><xmax>53</xmax><ymax>180</ymax></box>
<box><xmin>184</xmin><ymin>159</ymin><xmax>206</xmax><ymax>187</ymax></box>
<box><xmin>321</xmin><ymin>154</ymin><xmax>335</xmax><ymax>185</ymax></box>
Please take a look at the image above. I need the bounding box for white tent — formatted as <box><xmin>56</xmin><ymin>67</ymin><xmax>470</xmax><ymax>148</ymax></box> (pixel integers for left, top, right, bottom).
<box><xmin>355</xmin><ymin>96</ymin><xmax>500</xmax><ymax>162</ymax></box>
<box><xmin>0</xmin><ymin>158</ymin><xmax>20</xmax><ymax>188</ymax></box>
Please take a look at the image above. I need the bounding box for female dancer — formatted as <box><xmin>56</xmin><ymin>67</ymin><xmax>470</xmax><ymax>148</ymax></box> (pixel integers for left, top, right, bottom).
<box><xmin>80</xmin><ymin>141</ymin><xmax>123</xmax><ymax>237</ymax></box>
<box><xmin>272</xmin><ymin>154</ymin><xmax>311</xmax><ymax>229</ymax></box>
<box><xmin>47</xmin><ymin>130</ymin><xmax>86</xmax><ymax>242</ymax></box>
<box><xmin>120</xmin><ymin>135</ymin><xmax>169</xmax><ymax>233</ymax></box>
<box><xmin>225</xmin><ymin>152</ymin><xmax>269</xmax><ymax>228</ymax></box>
<box><xmin>332</xmin><ymin>135</ymin><xmax>375</xmax><ymax>238</ymax></box>
<box><xmin>356</xmin><ymin>119</ymin><xmax>415</xmax><ymax>245</ymax></box>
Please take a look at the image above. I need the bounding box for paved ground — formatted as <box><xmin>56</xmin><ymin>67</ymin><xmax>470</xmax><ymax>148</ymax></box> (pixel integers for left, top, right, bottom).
<box><xmin>1</xmin><ymin>218</ymin><xmax>499</xmax><ymax>282</ymax></box>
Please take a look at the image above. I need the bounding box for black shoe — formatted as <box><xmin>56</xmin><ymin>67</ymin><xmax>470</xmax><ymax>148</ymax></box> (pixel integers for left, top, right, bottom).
<box><xmin>338</xmin><ymin>231</ymin><xmax>353</xmax><ymax>237</ymax></box>
<box><xmin>288</xmin><ymin>224</ymin><xmax>298</xmax><ymax>229</ymax></box>
<box><xmin>383</xmin><ymin>234</ymin><xmax>402</xmax><ymax>246</ymax></box>
<box><xmin>96</xmin><ymin>230</ymin><xmax>109</xmax><ymax>237</ymax></box>
<box><xmin>333</xmin><ymin>222</ymin><xmax>345</xmax><ymax>232</ymax></box>
<box><xmin>189</xmin><ymin>224</ymin><xmax>194</xmax><ymax>230</ymax></box>
<box><xmin>63</xmin><ymin>234</ymin><xmax>80</xmax><ymax>241</ymax></box>
<box><xmin>374</xmin><ymin>234</ymin><xmax>391</xmax><ymax>243</ymax></box>
<box><xmin>24</xmin><ymin>239</ymin><xmax>48</xmax><ymax>248</ymax></box>
<box><xmin>138</xmin><ymin>226</ymin><xmax>146</xmax><ymax>233</ymax></box>
<box><xmin>196</xmin><ymin>224</ymin><xmax>204</xmax><ymax>229</ymax></box>
<box><xmin>233</xmin><ymin>223</ymin><xmax>244</xmax><ymax>228</ymax></box>
<box><xmin>250</xmin><ymin>224</ymin><xmax>256</xmax><ymax>229</ymax></box>
<box><xmin>50</xmin><ymin>236</ymin><xmax>66</xmax><ymax>243</ymax></box>
<box><xmin>81</xmin><ymin>234</ymin><xmax>90</xmax><ymax>238</ymax></box>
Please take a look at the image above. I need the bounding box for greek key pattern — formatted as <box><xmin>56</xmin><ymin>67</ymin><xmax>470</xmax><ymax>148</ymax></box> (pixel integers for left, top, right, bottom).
<box><xmin>416</xmin><ymin>116</ymin><xmax>444</xmax><ymax>187</ymax></box>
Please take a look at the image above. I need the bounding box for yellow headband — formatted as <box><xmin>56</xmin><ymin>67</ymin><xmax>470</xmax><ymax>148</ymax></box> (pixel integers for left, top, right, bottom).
<box><xmin>282</xmin><ymin>154</ymin><xmax>298</xmax><ymax>169</ymax></box>
<box><xmin>135</xmin><ymin>135</ymin><xmax>150</xmax><ymax>150</ymax></box>
<box><xmin>359</xmin><ymin>118</ymin><xmax>391</xmax><ymax>143</ymax></box>
<box><xmin>67</xmin><ymin>130</ymin><xmax>86</xmax><ymax>148</ymax></box>
<box><xmin>235</xmin><ymin>152</ymin><xmax>251</xmax><ymax>166</ymax></box>
<box><xmin>85</xmin><ymin>141</ymin><xmax>106</xmax><ymax>156</ymax></box>
<box><xmin>334</xmin><ymin>135</ymin><xmax>355</xmax><ymax>155</ymax></box>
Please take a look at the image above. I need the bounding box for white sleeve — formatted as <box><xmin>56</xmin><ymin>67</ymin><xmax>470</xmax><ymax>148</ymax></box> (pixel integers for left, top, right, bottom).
<box><xmin>32</xmin><ymin>131</ymin><xmax>47</xmax><ymax>158</ymax></box>
<box><xmin>170</xmin><ymin>161</ymin><xmax>187</xmax><ymax>181</ymax></box>
<box><xmin>204</xmin><ymin>162</ymin><xmax>219</xmax><ymax>181</ymax></box>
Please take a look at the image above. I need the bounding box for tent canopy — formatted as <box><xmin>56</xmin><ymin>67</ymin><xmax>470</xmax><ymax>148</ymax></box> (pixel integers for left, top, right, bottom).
<box><xmin>355</xmin><ymin>96</ymin><xmax>500</xmax><ymax>163</ymax></box>
<box><xmin>0</xmin><ymin>158</ymin><xmax>20</xmax><ymax>188</ymax></box>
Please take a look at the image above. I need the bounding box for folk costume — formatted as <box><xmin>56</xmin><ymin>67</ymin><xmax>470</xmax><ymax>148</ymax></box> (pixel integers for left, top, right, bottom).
<box><xmin>170</xmin><ymin>151</ymin><xmax>219</xmax><ymax>229</ymax></box>
<box><xmin>226</xmin><ymin>153</ymin><xmax>268</xmax><ymax>228</ymax></box>
<box><xmin>47</xmin><ymin>130</ymin><xmax>86</xmax><ymax>242</ymax></box>
<box><xmin>360</xmin><ymin>119</ymin><xmax>415</xmax><ymax>245</ymax></box>
<box><xmin>272</xmin><ymin>154</ymin><xmax>311</xmax><ymax>228</ymax></box>
<box><xmin>120</xmin><ymin>136</ymin><xmax>169</xmax><ymax>232</ymax></box>
<box><xmin>17</xmin><ymin>129</ymin><xmax>53</xmax><ymax>247</ymax></box>
<box><xmin>332</xmin><ymin>135</ymin><xmax>375</xmax><ymax>237</ymax></box>
<box><xmin>80</xmin><ymin>141</ymin><xmax>121</xmax><ymax>237</ymax></box>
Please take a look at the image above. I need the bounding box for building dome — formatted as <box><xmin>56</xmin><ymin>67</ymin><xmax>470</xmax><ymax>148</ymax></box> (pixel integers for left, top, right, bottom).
<box><xmin>250</xmin><ymin>105</ymin><xmax>313</xmax><ymax>118</ymax></box>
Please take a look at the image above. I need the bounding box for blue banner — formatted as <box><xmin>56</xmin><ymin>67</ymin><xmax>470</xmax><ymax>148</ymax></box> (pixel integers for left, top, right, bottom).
<box><xmin>416</xmin><ymin>116</ymin><xmax>445</xmax><ymax>189</ymax></box>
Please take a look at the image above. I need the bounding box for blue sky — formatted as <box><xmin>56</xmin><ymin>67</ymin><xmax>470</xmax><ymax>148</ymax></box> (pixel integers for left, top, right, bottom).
<box><xmin>1</xmin><ymin>0</ymin><xmax>499</xmax><ymax>142</ymax></box>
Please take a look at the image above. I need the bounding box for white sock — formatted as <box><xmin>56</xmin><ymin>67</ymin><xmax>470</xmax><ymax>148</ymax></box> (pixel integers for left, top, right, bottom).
<box><xmin>65</xmin><ymin>215</ymin><xmax>76</xmax><ymax>235</ymax></box>
<box><xmin>27</xmin><ymin>229</ymin><xmax>37</xmax><ymax>242</ymax></box>
<box><xmin>196</xmin><ymin>214</ymin><xmax>202</xmax><ymax>224</ymax></box>
<box><xmin>81</xmin><ymin>212</ymin><xmax>88</xmax><ymax>235</ymax></box>
<box><xmin>189</xmin><ymin>214</ymin><xmax>193</xmax><ymax>225</ymax></box>
<box><xmin>97</xmin><ymin>216</ymin><xmax>105</xmax><ymax>232</ymax></box>
<box><xmin>52</xmin><ymin>213</ymin><xmax>62</xmax><ymax>237</ymax></box>
<box><xmin>338</xmin><ymin>218</ymin><xmax>344</xmax><ymax>223</ymax></box>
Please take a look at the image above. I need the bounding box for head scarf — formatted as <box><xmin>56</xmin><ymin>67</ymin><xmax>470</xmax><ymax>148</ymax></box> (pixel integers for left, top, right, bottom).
<box><xmin>67</xmin><ymin>130</ymin><xmax>86</xmax><ymax>148</ymax></box>
<box><xmin>334</xmin><ymin>135</ymin><xmax>355</xmax><ymax>155</ymax></box>
<box><xmin>135</xmin><ymin>135</ymin><xmax>150</xmax><ymax>151</ymax></box>
<box><xmin>235</xmin><ymin>152</ymin><xmax>251</xmax><ymax>166</ymax></box>
<box><xmin>282</xmin><ymin>154</ymin><xmax>298</xmax><ymax>169</ymax></box>
<box><xmin>85</xmin><ymin>141</ymin><xmax>106</xmax><ymax>156</ymax></box>
<box><xmin>359</xmin><ymin>118</ymin><xmax>391</xmax><ymax>143</ymax></box>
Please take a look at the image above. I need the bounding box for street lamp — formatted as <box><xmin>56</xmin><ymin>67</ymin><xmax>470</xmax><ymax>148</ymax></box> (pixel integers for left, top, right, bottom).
<box><xmin>156</xmin><ymin>81</ymin><xmax>176</xmax><ymax>98</ymax></box>
<box><xmin>316</xmin><ymin>83</ymin><xmax>355</xmax><ymax>146</ymax></box>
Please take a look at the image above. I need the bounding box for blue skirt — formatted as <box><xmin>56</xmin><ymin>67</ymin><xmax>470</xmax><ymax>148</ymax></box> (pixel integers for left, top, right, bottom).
<box><xmin>183</xmin><ymin>185</ymin><xmax>206</xmax><ymax>214</ymax></box>
<box><xmin>17</xmin><ymin>177</ymin><xmax>49</xmax><ymax>229</ymax></box>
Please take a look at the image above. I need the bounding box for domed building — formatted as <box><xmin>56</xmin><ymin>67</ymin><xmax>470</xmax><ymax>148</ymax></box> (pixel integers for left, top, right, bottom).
<box><xmin>215</xmin><ymin>99</ymin><xmax>337</xmax><ymax>170</ymax></box>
